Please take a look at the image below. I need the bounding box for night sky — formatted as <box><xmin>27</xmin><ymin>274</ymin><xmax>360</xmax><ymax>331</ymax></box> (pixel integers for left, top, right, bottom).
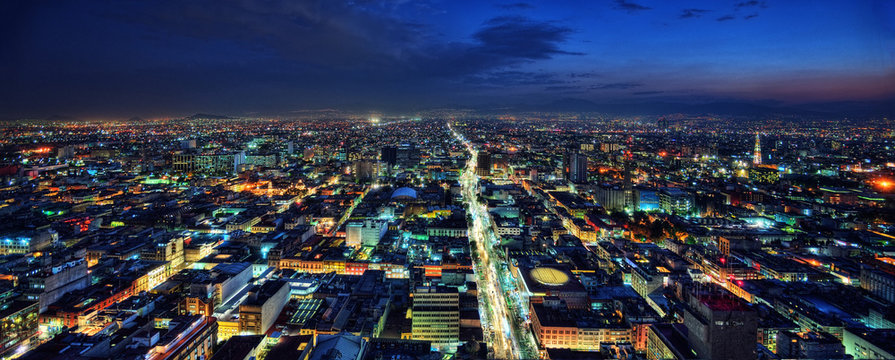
<box><xmin>2</xmin><ymin>0</ymin><xmax>893</xmax><ymax>119</ymax></box>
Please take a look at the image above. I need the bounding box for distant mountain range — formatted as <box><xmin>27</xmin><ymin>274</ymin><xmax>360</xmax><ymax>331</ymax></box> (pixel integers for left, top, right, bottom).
<box><xmin>43</xmin><ymin>114</ymin><xmax>80</xmax><ymax>122</ymax></box>
<box><xmin>183</xmin><ymin>113</ymin><xmax>233</xmax><ymax>120</ymax></box>
<box><xmin>15</xmin><ymin>99</ymin><xmax>894</xmax><ymax>122</ymax></box>
<box><xmin>507</xmin><ymin>98</ymin><xmax>895</xmax><ymax>117</ymax></box>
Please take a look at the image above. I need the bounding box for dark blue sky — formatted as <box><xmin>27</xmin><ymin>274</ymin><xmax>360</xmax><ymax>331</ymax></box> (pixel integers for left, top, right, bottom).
<box><xmin>2</xmin><ymin>0</ymin><xmax>893</xmax><ymax>118</ymax></box>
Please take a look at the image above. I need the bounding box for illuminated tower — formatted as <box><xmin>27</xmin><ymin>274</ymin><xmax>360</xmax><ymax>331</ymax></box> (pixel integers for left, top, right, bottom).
<box><xmin>753</xmin><ymin>132</ymin><xmax>761</xmax><ymax>165</ymax></box>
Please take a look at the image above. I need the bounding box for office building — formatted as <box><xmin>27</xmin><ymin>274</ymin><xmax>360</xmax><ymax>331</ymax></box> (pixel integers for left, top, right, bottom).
<box><xmin>681</xmin><ymin>289</ymin><xmax>757</xmax><ymax>360</ymax></box>
<box><xmin>412</xmin><ymin>286</ymin><xmax>460</xmax><ymax>352</ymax></box>
<box><xmin>238</xmin><ymin>280</ymin><xmax>289</xmax><ymax>335</ymax></box>
<box><xmin>476</xmin><ymin>151</ymin><xmax>491</xmax><ymax>176</ymax></box>
<box><xmin>345</xmin><ymin>220</ymin><xmax>387</xmax><ymax>248</ymax></box>
<box><xmin>659</xmin><ymin>188</ymin><xmax>693</xmax><ymax>215</ymax></box>
<box><xmin>563</xmin><ymin>149</ymin><xmax>588</xmax><ymax>184</ymax></box>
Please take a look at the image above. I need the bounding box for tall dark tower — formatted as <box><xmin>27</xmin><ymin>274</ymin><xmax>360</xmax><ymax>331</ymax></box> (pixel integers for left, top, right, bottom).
<box><xmin>753</xmin><ymin>132</ymin><xmax>762</xmax><ymax>165</ymax></box>
<box><xmin>476</xmin><ymin>150</ymin><xmax>491</xmax><ymax>176</ymax></box>
<box><xmin>624</xmin><ymin>136</ymin><xmax>634</xmax><ymax>209</ymax></box>
<box><xmin>381</xmin><ymin>146</ymin><xmax>398</xmax><ymax>166</ymax></box>
<box><xmin>563</xmin><ymin>148</ymin><xmax>587</xmax><ymax>184</ymax></box>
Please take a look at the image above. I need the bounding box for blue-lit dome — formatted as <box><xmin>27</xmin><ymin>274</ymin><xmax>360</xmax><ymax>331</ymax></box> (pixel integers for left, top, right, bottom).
<box><xmin>390</xmin><ymin>187</ymin><xmax>418</xmax><ymax>200</ymax></box>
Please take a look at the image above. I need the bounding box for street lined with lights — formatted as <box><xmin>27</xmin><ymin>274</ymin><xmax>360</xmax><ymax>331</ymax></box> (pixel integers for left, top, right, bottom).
<box><xmin>451</xmin><ymin>122</ymin><xmax>538</xmax><ymax>360</ymax></box>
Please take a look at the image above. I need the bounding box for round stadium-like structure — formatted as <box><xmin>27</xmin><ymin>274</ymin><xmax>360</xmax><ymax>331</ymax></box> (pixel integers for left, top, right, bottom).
<box><xmin>390</xmin><ymin>187</ymin><xmax>418</xmax><ymax>201</ymax></box>
<box><xmin>529</xmin><ymin>267</ymin><xmax>570</xmax><ymax>287</ymax></box>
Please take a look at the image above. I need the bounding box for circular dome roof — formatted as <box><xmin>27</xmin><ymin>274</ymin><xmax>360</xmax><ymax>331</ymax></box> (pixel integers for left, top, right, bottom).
<box><xmin>390</xmin><ymin>187</ymin><xmax>418</xmax><ymax>200</ymax></box>
<box><xmin>529</xmin><ymin>267</ymin><xmax>570</xmax><ymax>286</ymax></box>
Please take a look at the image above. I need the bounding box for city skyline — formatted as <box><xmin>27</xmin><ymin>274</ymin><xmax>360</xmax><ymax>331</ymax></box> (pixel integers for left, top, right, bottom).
<box><xmin>2</xmin><ymin>2</ymin><xmax>895</xmax><ymax>360</ymax></box>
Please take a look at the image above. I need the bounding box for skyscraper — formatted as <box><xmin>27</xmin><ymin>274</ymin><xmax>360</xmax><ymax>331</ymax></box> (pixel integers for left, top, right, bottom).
<box><xmin>681</xmin><ymin>287</ymin><xmax>757</xmax><ymax>360</ymax></box>
<box><xmin>476</xmin><ymin>150</ymin><xmax>491</xmax><ymax>176</ymax></box>
<box><xmin>753</xmin><ymin>132</ymin><xmax>762</xmax><ymax>165</ymax></box>
<box><xmin>381</xmin><ymin>146</ymin><xmax>398</xmax><ymax>166</ymax></box>
<box><xmin>563</xmin><ymin>149</ymin><xmax>588</xmax><ymax>184</ymax></box>
<box><xmin>412</xmin><ymin>286</ymin><xmax>460</xmax><ymax>352</ymax></box>
<box><xmin>623</xmin><ymin>143</ymin><xmax>634</xmax><ymax>210</ymax></box>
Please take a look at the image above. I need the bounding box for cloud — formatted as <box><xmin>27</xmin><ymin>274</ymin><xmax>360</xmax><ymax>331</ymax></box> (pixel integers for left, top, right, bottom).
<box><xmin>680</xmin><ymin>9</ymin><xmax>709</xmax><ymax>19</ymax></box>
<box><xmin>472</xmin><ymin>16</ymin><xmax>582</xmax><ymax>59</ymax></box>
<box><xmin>591</xmin><ymin>82</ymin><xmax>643</xmax><ymax>90</ymax></box>
<box><xmin>633</xmin><ymin>90</ymin><xmax>664</xmax><ymax>95</ymax></box>
<box><xmin>744</xmin><ymin>13</ymin><xmax>759</xmax><ymax>20</ymax></box>
<box><xmin>716</xmin><ymin>15</ymin><xmax>735</xmax><ymax>22</ymax></box>
<box><xmin>735</xmin><ymin>1</ymin><xmax>767</xmax><ymax>10</ymax></box>
<box><xmin>465</xmin><ymin>71</ymin><xmax>565</xmax><ymax>86</ymax></box>
<box><xmin>116</xmin><ymin>0</ymin><xmax>430</xmax><ymax>70</ymax></box>
<box><xmin>499</xmin><ymin>2</ymin><xmax>534</xmax><ymax>10</ymax></box>
<box><xmin>116</xmin><ymin>2</ymin><xmax>581</xmax><ymax>82</ymax></box>
<box><xmin>569</xmin><ymin>72</ymin><xmax>600</xmax><ymax>79</ymax></box>
<box><xmin>544</xmin><ymin>85</ymin><xmax>583</xmax><ymax>91</ymax></box>
<box><xmin>614</xmin><ymin>0</ymin><xmax>651</xmax><ymax>13</ymax></box>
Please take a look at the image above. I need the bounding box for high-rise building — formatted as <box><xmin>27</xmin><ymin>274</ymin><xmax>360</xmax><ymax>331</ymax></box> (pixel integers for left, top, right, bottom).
<box><xmin>563</xmin><ymin>149</ymin><xmax>588</xmax><ymax>184</ymax></box>
<box><xmin>345</xmin><ymin>220</ymin><xmax>387</xmax><ymax>248</ymax></box>
<box><xmin>595</xmin><ymin>183</ymin><xmax>627</xmax><ymax>212</ymax></box>
<box><xmin>659</xmin><ymin>188</ymin><xmax>693</xmax><ymax>215</ymax></box>
<box><xmin>411</xmin><ymin>286</ymin><xmax>460</xmax><ymax>352</ymax></box>
<box><xmin>381</xmin><ymin>146</ymin><xmax>397</xmax><ymax>165</ymax></box>
<box><xmin>753</xmin><ymin>132</ymin><xmax>762</xmax><ymax>165</ymax></box>
<box><xmin>624</xmin><ymin>151</ymin><xmax>634</xmax><ymax>209</ymax></box>
<box><xmin>238</xmin><ymin>280</ymin><xmax>290</xmax><ymax>335</ymax></box>
<box><xmin>353</xmin><ymin>159</ymin><xmax>375</xmax><ymax>183</ymax></box>
<box><xmin>681</xmin><ymin>287</ymin><xmax>757</xmax><ymax>360</ymax></box>
<box><xmin>397</xmin><ymin>146</ymin><xmax>420</xmax><ymax>168</ymax></box>
<box><xmin>382</xmin><ymin>145</ymin><xmax>420</xmax><ymax>169</ymax></box>
<box><xmin>476</xmin><ymin>151</ymin><xmax>491</xmax><ymax>176</ymax></box>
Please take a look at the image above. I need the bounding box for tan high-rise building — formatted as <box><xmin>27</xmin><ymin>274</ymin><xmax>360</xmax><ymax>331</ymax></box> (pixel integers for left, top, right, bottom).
<box><xmin>412</xmin><ymin>286</ymin><xmax>459</xmax><ymax>352</ymax></box>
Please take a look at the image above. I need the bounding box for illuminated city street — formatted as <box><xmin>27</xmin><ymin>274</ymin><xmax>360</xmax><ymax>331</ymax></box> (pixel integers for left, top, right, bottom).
<box><xmin>451</xmin><ymin>122</ymin><xmax>538</xmax><ymax>360</ymax></box>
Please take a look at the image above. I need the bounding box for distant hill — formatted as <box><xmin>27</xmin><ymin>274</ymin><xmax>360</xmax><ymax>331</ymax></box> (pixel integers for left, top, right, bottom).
<box><xmin>185</xmin><ymin>113</ymin><xmax>233</xmax><ymax>120</ymax></box>
<box><xmin>44</xmin><ymin>114</ymin><xmax>80</xmax><ymax>122</ymax></box>
<box><xmin>499</xmin><ymin>97</ymin><xmax>895</xmax><ymax>117</ymax></box>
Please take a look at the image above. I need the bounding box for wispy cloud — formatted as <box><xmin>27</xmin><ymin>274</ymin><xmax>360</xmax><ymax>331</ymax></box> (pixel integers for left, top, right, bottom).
<box><xmin>614</xmin><ymin>0</ymin><xmax>651</xmax><ymax>13</ymax></box>
<box><xmin>591</xmin><ymin>82</ymin><xmax>643</xmax><ymax>90</ymax></box>
<box><xmin>466</xmin><ymin>71</ymin><xmax>565</xmax><ymax>86</ymax></box>
<box><xmin>716</xmin><ymin>15</ymin><xmax>735</xmax><ymax>22</ymax></box>
<box><xmin>498</xmin><ymin>2</ymin><xmax>534</xmax><ymax>10</ymax></box>
<box><xmin>569</xmin><ymin>72</ymin><xmax>600</xmax><ymax>79</ymax></box>
<box><xmin>680</xmin><ymin>8</ymin><xmax>709</xmax><ymax>19</ymax></box>
<box><xmin>544</xmin><ymin>85</ymin><xmax>583</xmax><ymax>91</ymax></box>
<box><xmin>735</xmin><ymin>1</ymin><xmax>768</xmax><ymax>10</ymax></box>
